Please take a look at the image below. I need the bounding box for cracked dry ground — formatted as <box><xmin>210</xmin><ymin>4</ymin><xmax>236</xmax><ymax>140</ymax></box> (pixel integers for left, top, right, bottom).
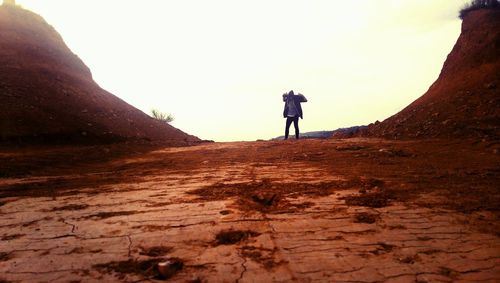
<box><xmin>1</xmin><ymin>138</ymin><xmax>499</xmax><ymax>282</ymax></box>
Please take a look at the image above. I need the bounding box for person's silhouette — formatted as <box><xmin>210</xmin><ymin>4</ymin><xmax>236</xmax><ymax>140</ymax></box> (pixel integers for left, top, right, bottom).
<box><xmin>282</xmin><ymin>90</ymin><xmax>307</xmax><ymax>139</ymax></box>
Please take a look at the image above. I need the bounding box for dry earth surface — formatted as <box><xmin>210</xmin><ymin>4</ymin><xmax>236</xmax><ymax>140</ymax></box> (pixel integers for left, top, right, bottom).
<box><xmin>0</xmin><ymin>138</ymin><xmax>499</xmax><ymax>282</ymax></box>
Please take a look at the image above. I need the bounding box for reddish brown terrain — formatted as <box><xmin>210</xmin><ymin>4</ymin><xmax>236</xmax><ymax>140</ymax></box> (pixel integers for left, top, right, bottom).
<box><xmin>0</xmin><ymin>4</ymin><xmax>499</xmax><ymax>283</ymax></box>
<box><xmin>0</xmin><ymin>139</ymin><xmax>499</xmax><ymax>282</ymax></box>
<box><xmin>0</xmin><ymin>5</ymin><xmax>199</xmax><ymax>145</ymax></box>
<box><xmin>356</xmin><ymin>8</ymin><xmax>500</xmax><ymax>140</ymax></box>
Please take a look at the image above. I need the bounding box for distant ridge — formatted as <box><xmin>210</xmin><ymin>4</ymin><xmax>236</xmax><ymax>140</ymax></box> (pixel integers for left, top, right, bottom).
<box><xmin>272</xmin><ymin>127</ymin><xmax>367</xmax><ymax>140</ymax></box>
<box><xmin>353</xmin><ymin>8</ymin><xmax>499</xmax><ymax>140</ymax></box>
<box><xmin>0</xmin><ymin>4</ymin><xmax>200</xmax><ymax>145</ymax></box>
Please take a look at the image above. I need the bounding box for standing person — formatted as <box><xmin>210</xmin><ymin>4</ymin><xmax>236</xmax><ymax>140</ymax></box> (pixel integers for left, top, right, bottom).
<box><xmin>283</xmin><ymin>90</ymin><xmax>307</xmax><ymax>139</ymax></box>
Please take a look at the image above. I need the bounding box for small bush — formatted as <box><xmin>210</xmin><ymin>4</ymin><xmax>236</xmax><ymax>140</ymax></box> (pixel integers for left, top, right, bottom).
<box><xmin>459</xmin><ymin>0</ymin><xmax>499</xmax><ymax>19</ymax></box>
<box><xmin>151</xmin><ymin>109</ymin><xmax>174</xmax><ymax>124</ymax></box>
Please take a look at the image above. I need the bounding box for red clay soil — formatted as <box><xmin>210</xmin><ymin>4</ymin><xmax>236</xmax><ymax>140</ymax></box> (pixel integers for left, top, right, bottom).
<box><xmin>0</xmin><ymin>5</ymin><xmax>200</xmax><ymax>145</ymax></box>
<box><xmin>1</xmin><ymin>138</ymin><xmax>498</xmax><ymax>215</ymax></box>
<box><xmin>350</xmin><ymin>8</ymin><xmax>500</xmax><ymax>140</ymax></box>
<box><xmin>0</xmin><ymin>138</ymin><xmax>499</xmax><ymax>281</ymax></box>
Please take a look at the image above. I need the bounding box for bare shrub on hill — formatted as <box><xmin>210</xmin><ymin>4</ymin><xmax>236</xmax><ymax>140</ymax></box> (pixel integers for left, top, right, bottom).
<box><xmin>459</xmin><ymin>0</ymin><xmax>499</xmax><ymax>19</ymax></box>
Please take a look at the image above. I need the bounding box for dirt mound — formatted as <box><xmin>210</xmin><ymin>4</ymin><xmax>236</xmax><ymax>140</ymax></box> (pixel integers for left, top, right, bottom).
<box><xmin>0</xmin><ymin>5</ymin><xmax>200</xmax><ymax>145</ymax></box>
<box><xmin>357</xmin><ymin>8</ymin><xmax>500</xmax><ymax>140</ymax></box>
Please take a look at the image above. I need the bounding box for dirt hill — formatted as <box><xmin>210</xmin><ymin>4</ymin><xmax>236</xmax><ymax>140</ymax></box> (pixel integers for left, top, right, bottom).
<box><xmin>0</xmin><ymin>4</ymin><xmax>200</xmax><ymax>145</ymax></box>
<box><xmin>356</xmin><ymin>8</ymin><xmax>500</xmax><ymax>140</ymax></box>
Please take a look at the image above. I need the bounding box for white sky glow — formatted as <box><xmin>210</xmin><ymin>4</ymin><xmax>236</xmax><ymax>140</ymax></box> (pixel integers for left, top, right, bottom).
<box><xmin>11</xmin><ymin>0</ymin><xmax>469</xmax><ymax>141</ymax></box>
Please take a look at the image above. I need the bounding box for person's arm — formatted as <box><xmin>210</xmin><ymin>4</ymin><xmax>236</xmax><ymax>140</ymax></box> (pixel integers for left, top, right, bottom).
<box><xmin>297</xmin><ymin>93</ymin><xmax>307</xmax><ymax>102</ymax></box>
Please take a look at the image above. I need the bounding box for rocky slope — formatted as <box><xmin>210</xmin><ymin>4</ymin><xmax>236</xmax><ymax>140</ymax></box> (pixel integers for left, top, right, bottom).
<box><xmin>0</xmin><ymin>4</ymin><xmax>199</xmax><ymax>145</ymax></box>
<box><xmin>358</xmin><ymin>8</ymin><xmax>499</xmax><ymax>140</ymax></box>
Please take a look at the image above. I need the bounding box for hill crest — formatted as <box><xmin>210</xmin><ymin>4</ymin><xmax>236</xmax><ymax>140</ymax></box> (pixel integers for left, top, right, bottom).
<box><xmin>352</xmin><ymin>8</ymin><xmax>499</xmax><ymax>140</ymax></box>
<box><xmin>0</xmin><ymin>5</ymin><xmax>200</xmax><ymax>145</ymax></box>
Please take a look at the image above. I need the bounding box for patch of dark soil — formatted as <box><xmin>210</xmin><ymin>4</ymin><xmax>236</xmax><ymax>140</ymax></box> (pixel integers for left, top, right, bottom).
<box><xmin>335</xmin><ymin>145</ymin><xmax>366</xmax><ymax>151</ymax></box>
<box><xmin>186</xmin><ymin>278</ymin><xmax>202</xmax><ymax>283</ymax></box>
<box><xmin>214</xmin><ymin>230</ymin><xmax>260</xmax><ymax>246</ymax></box>
<box><xmin>387</xmin><ymin>224</ymin><xmax>406</xmax><ymax>230</ymax></box>
<box><xmin>439</xmin><ymin>266</ymin><xmax>459</xmax><ymax>280</ymax></box>
<box><xmin>379</xmin><ymin>242</ymin><xmax>394</xmax><ymax>251</ymax></box>
<box><xmin>421</xmin><ymin>249</ymin><xmax>442</xmax><ymax>255</ymax></box>
<box><xmin>191</xmin><ymin>180</ymin><xmax>337</xmax><ymax>201</ymax></box>
<box><xmin>0</xmin><ymin>252</ymin><xmax>11</xmax><ymax>261</ymax></box>
<box><xmin>252</xmin><ymin>193</ymin><xmax>277</xmax><ymax>206</ymax></box>
<box><xmin>240</xmin><ymin>246</ymin><xmax>286</xmax><ymax>270</ymax></box>
<box><xmin>240</xmin><ymin>192</ymin><xmax>315</xmax><ymax>214</ymax></box>
<box><xmin>0</xmin><ymin>173</ymin><xmax>141</xmax><ymax>199</ymax></box>
<box><xmin>51</xmin><ymin>204</ymin><xmax>89</xmax><ymax>211</ymax></box>
<box><xmin>66</xmin><ymin>247</ymin><xmax>102</xmax><ymax>254</ymax></box>
<box><xmin>0</xmin><ymin>143</ymin><xmax>163</xmax><ymax>179</ymax></box>
<box><xmin>354</xmin><ymin>212</ymin><xmax>378</xmax><ymax>224</ymax></box>
<box><xmin>67</xmin><ymin>247</ymin><xmax>85</xmax><ymax>254</ymax></box>
<box><xmin>189</xmin><ymin>179</ymin><xmax>362</xmax><ymax>213</ymax></box>
<box><xmin>21</xmin><ymin>219</ymin><xmax>39</xmax><ymax>227</ymax></box>
<box><xmin>1</xmin><ymin>234</ymin><xmax>24</xmax><ymax>241</ymax></box>
<box><xmin>370</xmin><ymin>242</ymin><xmax>395</xmax><ymax>255</ymax></box>
<box><xmin>139</xmin><ymin>246</ymin><xmax>173</xmax><ymax>257</ymax></box>
<box><xmin>417</xmin><ymin>236</ymin><xmax>432</xmax><ymax>241</ymax></box>
<box><xmin>344</xmin><ymin>191</ymin><xmax>392</xmax><ymax>208</ymax></box>
<box><xmin>398</xmin><ymin>254</ymin><xmax>419</xmax><ymax>264</ymax></box>
<box><xmin>362</xmin><ymin>178</ymin><xmax>384</xmax><ymax>189</ymax></box>
<box><xmin>328</xmin><ymin>235</ymin><xmax>344</xmax><ymax>240</ymax></box>
<box><xmin>440</xmin><ymin>186</ymin><xmax>500</xmax><ymax>213</ymax></box>
<box><xmin>93</xmin><ymin>257</ymin><xmax>183</xmax><ymax>280</ymax></box>
<box><xmin>81</xmin><ymin>211</ymin><xmax>140</xmax><ymax>220</ymax></box>
<box><xmin>378</xmin><ymin>148</ymin><xmax>412</xmax><ymax>157</ymax></box>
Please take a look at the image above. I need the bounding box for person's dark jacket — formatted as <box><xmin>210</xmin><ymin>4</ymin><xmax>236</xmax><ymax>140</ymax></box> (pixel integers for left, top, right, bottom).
<box><xmin>283</xmin><ymin>94</ymin><xmax>307</xmax><ymax>119</ymax></box>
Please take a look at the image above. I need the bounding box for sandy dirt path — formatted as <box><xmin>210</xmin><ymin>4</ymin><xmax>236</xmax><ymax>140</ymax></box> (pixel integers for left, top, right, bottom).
<box><xmin>1</xmin><ymin>139</ymin><xmax>499</xmax><ymax>282</ymax></box>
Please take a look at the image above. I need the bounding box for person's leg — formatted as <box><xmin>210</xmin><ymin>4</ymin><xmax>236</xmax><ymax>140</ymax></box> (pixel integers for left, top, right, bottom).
<box><xmin>293</xmin><ymin>117</ymin><xmax>300</xmax><ymax>139</ymax></box>
<box><xmin>284</xmin><ymin>117</ymin><xmax>293</xmax><ymax>139</ymax></box>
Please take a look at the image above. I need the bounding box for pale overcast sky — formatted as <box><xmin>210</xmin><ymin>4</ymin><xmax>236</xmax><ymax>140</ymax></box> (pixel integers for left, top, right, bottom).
<box><xmin>13</xmin><ymin>0</ymin><xmax>469</xmax><ymax>141</ymax></box>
